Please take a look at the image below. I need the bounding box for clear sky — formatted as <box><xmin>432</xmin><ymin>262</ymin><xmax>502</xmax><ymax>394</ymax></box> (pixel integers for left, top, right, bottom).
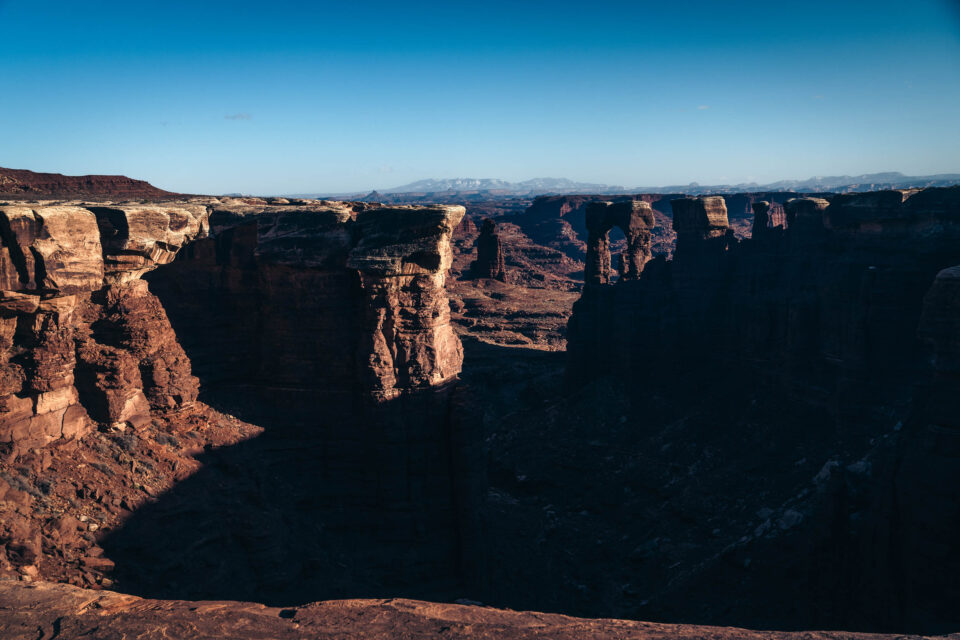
<box><xmin>2</xmin><ymin>0</ymin><xmax>959</xmax><ymax>195</ymax></box>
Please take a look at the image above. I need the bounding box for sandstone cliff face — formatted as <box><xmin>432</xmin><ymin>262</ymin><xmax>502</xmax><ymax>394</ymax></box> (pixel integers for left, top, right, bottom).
<box><xmin>0</xmin><ymin>204</ymin><xmax>206</xmax><ymax>453</ymax></box>
<box><xmin>145</xmin><ymin>200</ymin><xmax>464</xmax><ymax>407</ymax></box>
<box><xmin>110</xmin><ymin>200</ymin><xmax>467</xmax><ymax>605</ymax></box>
<box><xmin>0</xmin><ymin>197</ymin><xmax>466</xmax><ymax>476</ymax></box>
<box><xmin>565</xmin><ymin>187</ymin><xmax>960</xmax><ymax>631</ymax></box>
<box><xmin>0</xmin><ymin>199</ymin><xmax>465</xmax><ymax>454</ymax></box>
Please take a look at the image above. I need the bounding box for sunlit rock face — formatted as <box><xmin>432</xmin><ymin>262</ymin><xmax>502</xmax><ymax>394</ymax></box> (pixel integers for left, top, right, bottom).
<box><xmin>0</xmin><ymin>203</ymin><xmax>207</xmax><ymax>452</ymax></box>
<box><xmin>0</xmin><ymin>198</ymin><xmax>465</xmax><ymax>446</ymax></box>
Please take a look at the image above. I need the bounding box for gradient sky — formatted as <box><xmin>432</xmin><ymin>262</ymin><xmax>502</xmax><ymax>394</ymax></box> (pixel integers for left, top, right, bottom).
<box><xmin>2</xmin><ymin>0</ymin><xmax>959</xmax><ymax>195</ymax></box>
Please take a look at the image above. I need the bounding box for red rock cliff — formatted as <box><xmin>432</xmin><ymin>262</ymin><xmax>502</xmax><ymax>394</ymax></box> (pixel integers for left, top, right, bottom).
<box><xmin>1</xmin><ymin>198</ymin><xmax>465</xmax><ymax>450</ymax></box>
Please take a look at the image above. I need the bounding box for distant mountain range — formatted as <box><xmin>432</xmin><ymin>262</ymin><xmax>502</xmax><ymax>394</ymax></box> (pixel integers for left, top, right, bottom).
<box><xmin>4</xmin><ymin>166</ymin><xmax>957</xmax><ymax>202</ymax></box>
<box><xmin>638</xmin><ymin>172</ymin><xmax>960</xmax><ymax>195</ymax></box>
<box><xmin>294</xmin><ymin>172</ymin><xmax>960</xmax><ymax>200</ymax></box>
<box><xmin>379</xmin><ymin>177</ymin><xmax>624</xmax><ymax>195</ymax></box>
<box><xmin>289</xmin><ymin>177</ymin><xmax>624</xmax><ymax>199</ymax></box>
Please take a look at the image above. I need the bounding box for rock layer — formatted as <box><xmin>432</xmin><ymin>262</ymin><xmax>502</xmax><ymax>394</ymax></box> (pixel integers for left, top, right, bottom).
<box><xmin>145</xmin><ymin>200</ymin><xmax>464</xmax><ymax>407</ymax></box>
<box><xmin>3</xmin><ymin>580</ymin><xmax>956</xmax><ymax>640</ymax></box>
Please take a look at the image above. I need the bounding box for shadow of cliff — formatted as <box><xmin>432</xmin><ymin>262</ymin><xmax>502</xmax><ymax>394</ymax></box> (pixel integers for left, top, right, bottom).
<box><xmin>100</xmin><ymin>385</ymin><xmax>466</xmax><ymax>606</ymax></box>
<box><xmin>98</xmin><ymin>334</ymin><xmax>559</xmax><ymax>608</ymax></box>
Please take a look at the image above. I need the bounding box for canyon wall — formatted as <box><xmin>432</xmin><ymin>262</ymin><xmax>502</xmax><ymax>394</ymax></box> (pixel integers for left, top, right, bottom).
<box><xmin>0</xmin><ymin>198</ymin><xmax>465</xmax><ymax>454</ymax></box>
<box><xmin>144</xmin><ymin>199</ymin><xmax>464</xmax><ymax>409</ymax></box>
<box><xmin>565</xmin><ymin>186</ymin><xmax>960</xmax><ymax>631</ymax></box>
<box><xmin>568</xmin><ymin>189</ymin><xmax>960</xmax><ymax>404</ymax></box>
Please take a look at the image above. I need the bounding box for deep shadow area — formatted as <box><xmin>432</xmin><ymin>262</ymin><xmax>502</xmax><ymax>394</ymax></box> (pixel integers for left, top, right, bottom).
<box><xmin>451</xmin><ymin>338</ymin><xmax>955</xmax><ymax>634</ymax></box>
<box><xmin>98</xmin><ymin>227</ymin><xmax>476</xmax><ymax>606</ymax></box>
<box><xmin>101</xmin><ymin>384</ymin><xmax>467</xmax><ymax>606</ymax></box>
<box><xmin>98</xmin><ymin>323</ymin><xmax>952</xmax><ymax>634</ymax></box>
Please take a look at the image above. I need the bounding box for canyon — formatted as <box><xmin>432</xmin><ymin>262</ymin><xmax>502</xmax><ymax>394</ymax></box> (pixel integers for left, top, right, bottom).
<box><xmin>0</xmin><ymin>184</ymin><xmax>959</xmax><ymax>638</ymax></box>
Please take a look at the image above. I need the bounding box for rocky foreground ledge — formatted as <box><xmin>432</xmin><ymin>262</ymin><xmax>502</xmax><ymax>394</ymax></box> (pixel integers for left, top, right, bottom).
<box><xmin>2</xmin><ymin>580</ymin><xmax>956</xmax><ymax>640</ymax></box>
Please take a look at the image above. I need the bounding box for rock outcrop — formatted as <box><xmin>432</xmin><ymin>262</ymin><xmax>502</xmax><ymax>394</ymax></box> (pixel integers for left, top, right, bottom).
<box><xmin>467</xmin><ymin>219</ymin><xmax>506</xmax><ymax>281</ymax></box>
<box><xmin>0</xmin><ymin>203</ymin><xmax>206</xmax><ymax>453</ymax></box>
<box><xmin>569</xmin><ymin>189</ymin><xmax>960</xmax><ymax>395</ymax></box>
<box><xmin>145</xmin><ymin>199</ymin><xmax>464</xmax><ymax>407</ymax></box>
<box><xmin>584</xmin><ymin>200</ymin><xmax>656</xmax><ymax>285</ymax></box>
<box><xmin>4</xmin><ymin>580</ymin><xmax>954</xmax><ymax>640</ymax></box>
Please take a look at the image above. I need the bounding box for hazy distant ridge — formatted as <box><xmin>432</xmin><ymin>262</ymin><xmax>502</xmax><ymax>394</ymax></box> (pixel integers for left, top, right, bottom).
<box><xmin>380</xmin><ymin>177</ymin><xmax>625</xmax><ymax>195</ymax></box>
<box><xmin>292</xmin><ymin>172</ymin><xmax>960</xmax><ymax>199</ymax></box>
<box><xmin>644</xmin><ymin>172</ymin><xmax>960</xmax><ymax>195</ymax></box>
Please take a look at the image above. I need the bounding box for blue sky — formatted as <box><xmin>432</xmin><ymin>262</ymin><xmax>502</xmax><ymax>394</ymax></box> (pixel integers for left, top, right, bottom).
<box><xmin>2</xmin><ymin>0</ymin><xmax>959</xmax><ymax>194</ymax></box>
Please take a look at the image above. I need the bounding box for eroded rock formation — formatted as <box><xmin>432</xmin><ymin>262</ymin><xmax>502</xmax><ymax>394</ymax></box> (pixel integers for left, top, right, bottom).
<box><xmin>0</xmin><ymin>203</ymin><xmax>206</xmax><ymax>453</ymax></box>
<box><xmin>0</xmin><ymin>199</ymin><xmax>466</xmax><ymax>454</ymax></box>
<box><xmin>584</xmin><ymin>200</ymin><xmax>656</xmax><ymax>285</ymax></box>
<box><xmin>468</xmin><ymin>219</ymin><xmax>506</xmax><ymax>281</ymax></box>
<box><xmin>144</xmin><ymin>199</ymin><xmax>465</xmax><ymax>407</ymax></box>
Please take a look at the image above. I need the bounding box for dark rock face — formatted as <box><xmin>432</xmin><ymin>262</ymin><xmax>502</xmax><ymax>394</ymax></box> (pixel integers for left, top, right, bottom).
<box><xmin>566</xmin><ymin>187</ymin><xmax>960</xmax><ymax>632</ymax></box>
<box><xmin>894</xmin><ymin>265</ymin><xmax>960</xmax><ymax>629</ymax></box>
<box><xmin>145</xmin><ymin>200</ymin><xmax>464</xmax><ymax>408</ymax></box>
<box><xmin>468</xmin><ymin>219</ymin><xmax>506</xmax><ymax>281</ymax></box>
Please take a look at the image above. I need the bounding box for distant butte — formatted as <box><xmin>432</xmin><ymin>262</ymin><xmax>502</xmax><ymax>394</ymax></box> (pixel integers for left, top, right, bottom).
<box><xmin>0</xmin><ymin>167</ymin><xmax>178</xmax><ymax>200</ymax></box>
